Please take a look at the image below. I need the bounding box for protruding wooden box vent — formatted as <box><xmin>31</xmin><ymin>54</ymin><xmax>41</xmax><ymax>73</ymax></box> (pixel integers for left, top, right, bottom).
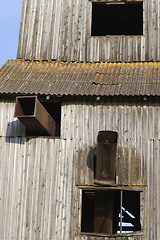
<box><xmin>14</xmin><ymin>96</ymin><xmax>56</xmax><ymax>136</ymax></box>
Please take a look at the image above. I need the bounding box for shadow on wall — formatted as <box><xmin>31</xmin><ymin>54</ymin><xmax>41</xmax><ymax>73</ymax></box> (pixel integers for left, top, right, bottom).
<box><xmin>5</xmin><ymin>120</ymin><xmax>36</xmax><ymax>144</ymax></box>
<box><xmin>87</xmin><ymin>147</ymin><xmax>97</xmax><ymax>173</ymax></box>
<box><xmin>6</xmin><ymin>119</ymin><xmax>25</xmax><ymax>138</ymax></box>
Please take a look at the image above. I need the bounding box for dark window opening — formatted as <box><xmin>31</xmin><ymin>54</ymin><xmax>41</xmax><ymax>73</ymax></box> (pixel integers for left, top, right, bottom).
<box><xmin>81</xmin><ymin>190</ymin><xmax>141</xmax><ymax>235</ymax></box>
<box><xmin>95</xmin><ymin>131</ymin><xmax>118</xmax><ymax>185</ymax></box>
<box><xmin>91</xmin><ymin>2</ymin><xmax>143</xmax><ymax>36</ymax></box>
<box><xmin>121</xmin><ymin>191</ymin><xmax>141</xmax><ymax>233</ymax></box>
<box><xmin>40</xmin><ymin>102</ymin><xmax>61</xmax><ymax>137</ymax></box>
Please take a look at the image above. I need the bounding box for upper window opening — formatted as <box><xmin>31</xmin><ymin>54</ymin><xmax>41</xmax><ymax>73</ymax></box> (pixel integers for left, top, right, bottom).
<box><xmin>14</xmin><ymin>96</ymin><xmax>61</xmax><ymax>137</ymax></box>
<box><xmin>91</xmin><ymin>2</ymin><xmax>143</xmax><ymax>36</ymax></box>
<box><xmin>81</xmin><ymin>189</ymin><xmax>141</xmax><ymax>235</ymax></box>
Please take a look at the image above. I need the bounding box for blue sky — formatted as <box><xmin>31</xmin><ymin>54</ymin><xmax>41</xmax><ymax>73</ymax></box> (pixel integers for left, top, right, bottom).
<box><xmin>0</xmin><ymin>0</ymin><xmax>23</xmax><ymax>67</ymax></box>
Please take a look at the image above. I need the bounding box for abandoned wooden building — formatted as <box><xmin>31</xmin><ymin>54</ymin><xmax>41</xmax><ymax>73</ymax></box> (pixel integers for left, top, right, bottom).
<box><xmin>0</xmin><ymin>0</ymin><xmax>160</xmax><ymax>239</ymax></box>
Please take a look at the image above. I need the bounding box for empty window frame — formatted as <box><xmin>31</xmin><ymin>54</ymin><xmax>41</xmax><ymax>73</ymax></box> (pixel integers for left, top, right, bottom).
<box><xmin>81</xmin><ymin>189</ymin><xmax>141</xmax><ymax>235</ymax></box>
<box><xmin>91</xmin><ymin>2</ymin><xmax>143</xmax><ymax>36</ymax></box>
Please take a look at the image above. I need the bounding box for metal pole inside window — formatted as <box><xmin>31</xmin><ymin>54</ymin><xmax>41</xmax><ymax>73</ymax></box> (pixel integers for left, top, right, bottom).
<box><xmin>120</xmin><ymin>190</ymin><xmax>123</xmax><ymax>233</ymax></box>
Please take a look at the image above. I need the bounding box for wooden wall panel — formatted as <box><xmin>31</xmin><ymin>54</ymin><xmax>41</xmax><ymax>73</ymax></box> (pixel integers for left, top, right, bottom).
<box><xmin>1</xmin><ymin>96</ymin><xmax>160</xmax><ymax>239</ymax></box>
<box><xmin>17</xmin><ymin>0</ymin><xmax>160</xmax><ymax>62</ymax></box>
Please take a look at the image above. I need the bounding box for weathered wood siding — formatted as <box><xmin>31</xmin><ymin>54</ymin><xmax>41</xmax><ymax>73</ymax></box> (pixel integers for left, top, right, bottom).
<box><xmin>1</xmin><ymin>95</ymin><xmax>160</xmax><ymax>239</ymax></box>
<box><xmin>17</xmin><ymin>0</ymin><xmax>160</xmax><ymax>62</ymax></box>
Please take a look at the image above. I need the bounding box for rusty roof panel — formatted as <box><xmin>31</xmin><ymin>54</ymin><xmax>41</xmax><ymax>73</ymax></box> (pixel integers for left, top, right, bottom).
<box><xmin>1</xmin><ymin>60</ymin><xmax>160</xmax><ymax>96</ymax></box>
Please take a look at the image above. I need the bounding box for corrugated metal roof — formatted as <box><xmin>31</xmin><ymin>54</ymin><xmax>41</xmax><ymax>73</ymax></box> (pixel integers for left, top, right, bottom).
<box><xmin>1</xmin><ymin>60</ymin><xmax>160</xmax><ymax>96</ymax></box>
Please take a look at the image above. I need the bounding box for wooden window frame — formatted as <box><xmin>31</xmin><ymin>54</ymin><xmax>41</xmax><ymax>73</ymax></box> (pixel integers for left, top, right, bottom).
<box><xmin>79</xmin><ymin>186</ymin><xmax>145</xmax><ymax>237</ymax></box>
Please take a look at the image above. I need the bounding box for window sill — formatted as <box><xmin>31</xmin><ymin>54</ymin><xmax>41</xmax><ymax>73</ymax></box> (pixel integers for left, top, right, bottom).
<box><xmin>26</xmin><ymin>135</ymin><xmax>61</xmax><ymax>139</ymax></box>
<box><xmin>80</xmin><ymin>231</ymin><xmax>144</xmax><ymax>237</ymax></box>
<box><xmin>78</xmin><ymin>185</ymin><xmax>144</xmax><ymax>192</ymax></box>
<box><xmin>89</xmin><ymin>35</ymin><xmax>145</xmax><ymax>38</ymax></box>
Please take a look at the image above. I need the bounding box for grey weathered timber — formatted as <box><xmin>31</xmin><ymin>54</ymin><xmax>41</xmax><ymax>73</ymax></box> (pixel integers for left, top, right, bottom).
<box><xmin>17</xmin><ymin>0</ymin><xmax>160</xmax><ymax>62</ymax></box>
<box><xmin>0</xmin><ymin>95</ymin><xmax>160</xmax><ymax>239</ymax></box>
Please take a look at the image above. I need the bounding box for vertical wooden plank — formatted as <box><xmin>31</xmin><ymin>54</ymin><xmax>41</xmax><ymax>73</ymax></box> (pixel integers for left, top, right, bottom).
<box><xmin>157</xmin><ymin>139</ymin><xmax>160</xmax><ymax>239</ymax></box>
<box><xmin>86</xmin><ymin>37</ymin><xmax>90</xmax><ymax>62</ymax></box>
<box><xmin>153</xmin><ymin>139</ymin><xmax>158</xmax><ymax>240</ymax></box>
<box><xmin>142</xmin><ymin>102</ymin><xmax>148</xmax><ymax>185</ymax></box>
<box><xmin>57</xmin><ymin>140</ymin><xmax>65</xmax><ymax>240</ymax></box>
<box><xmin>131</xmin><ymin>97</ymin><xmax>137</xmax><ymax>185</ymax></box>
<box><xmin>52</xmin><ymin>0</ymin><xmax>63</xmax><ymax>60</ymax></box>
<box><xmin>116</xmin><ymin>37</ymin><xmax>121</xmax><ymax>62</ymax></box>
<box><xmin>41</xmin><ymin>0</ymin><xmax>55</xmax><ymax>60</ymax></box>
<box><xmin>117</xmin><ymin>97</ymin><xmax>123</xmax><ymax>185</ymax></box>
<box><xmin>128</xmin><ymin>38</ymin><xmax>132</xmax><ymax>62</ymax></box>
<box><xmin>45</xmin><ymin>139</ymin><xmax>55</xmax><ymax>239</ymax></box>
<box><xmin>70</xmin><ymin>98</ymin><xmax>76</xmax><ymax>140</ymax></box>
<box><xmin>78</xmin><ymin>0</ymin><xmax>87</xmax><ymax>62</ymax></box>
<box><xmin>65</xmin><ymin>140</ymin><xmax>74</xmax><ymax>239</ymax></box>
<box><xmin>26</xmin><ymin>139</ymin><xmax>40</xmax><ymax>239</ymax></box>
<box><xmin>25</xmin><ymin>0</ymin><xmax>38</xmax><ymax>60</ymax></box>
<box><xmin>141</xmin><ymin>36</ymin><xmax>145</xmax><ymax>61</ymax></box>
<box><xmin>0</xmin><ymin>137</ymin><xmax>3</xmax><ymax>239</ymax></box>
<box><xmin>57</xmin><ymin>0</ymin><xmax>67</xmax><ymax>61</ymax></box>
<box><xmin>41</xmin><ymin>139</ymin><xmax>52</xmax><ymax>239</ymax></box>
<box><xmin>106</xmin><ymin>37</ymin><xmax>110</xmax><ymax>62</ymax></box>
<box><xmin>22</xmin><ymin>0</ymin><xmax>33</xmax><ymax>60</ymax></box>
<box><xmin>136</xmin><ymin>102</ymin><xmax>143</xmax><ymax>185</ymax></box>
<box><xmin>0</xmin><ymin>138</ymin><xmax>8</xmax><ymax>238</ymax></box>
<box><xmin>152</xmin><ymin>0</ymin><xmax>157</xmax><ymax>60</ymax></box>
<box><xmin>149</xmin><ymin>139</ymin><xmax>154</xmax><ymax>240</ymax></box>
<box><xmin>70</xmin><ymin>0</ymin><xmax>79</xmax><ymax>61</ymax></box>
<box><xmin>127</xmin><ymin>97</ymin><xmax>132</xmax><ymax>186</ymax></box>
<box><xmin>66</xmin><ymin>99</ymin><xmax>71</xmax><ymax>140</ymax></box>
<box><xmin>122</xmin><ymin>100</ymin><xmax>129</xmax><ymax>185</ymax></box>
<box><xmin>9</xmin><ymin>138</ymin><xmax>20</xmax><ymax>239</ymax></box>
<box><xmin>122</xmin><ymin>37</ymin><xmax>128</xmax><ymax>62</ymax></box>
<box><xmin>109</xmin><ymin>36</ymin><xmax>114</xmax><ymax>62</ymax></box>
<box><xmin>67</xmin><ymin>0</ymin><xmax>73</xmax><ymax>61</ymax></box>
<box><xmin>10</xmin><ymin>138</ymin><xmax>18</xmax><ymax>239</ymax></box>
<box><xmin>0</xmin><ymin>96</ymin><xmax>5</xmax><ymax>136</ymax></box>
<box><xmin>17</xmin><ymin>0</ymin><xmax>28</xmax><ymax>59</ymax></box>
<box><xmin>34</xmin><ymin>0</ymin><xmax>46</xmax><ymax>60</ymax></box>
<box><xmin>17</xmin><ymin>137</ymin><xmax>26</xmax><ymax>240</ymax></box>
<box><xmin>140</xmin><ymin>190</ymin><xmax>145</xmax><ymax>233</ymax></box>
<box><xmin>48</xmin><ymin>139</ymin><xmax>60</xmax><ymax>239</ymax></box>
<box><xmin>147</xmin><ymin>0</ymin><xmax>152</xmax><ymax>61</ymax></box>
<box><xmin>132</xmin><ymin>38</ymin><xmax>137</xmax><ymax>62</ymax></box>
<box><xmin>157</xmin><ymin>0</ymin><xmax>160</xmax><ymax>60</ymax></box>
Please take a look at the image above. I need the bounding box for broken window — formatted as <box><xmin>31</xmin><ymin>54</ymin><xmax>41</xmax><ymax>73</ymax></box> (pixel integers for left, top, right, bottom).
<box><xmin>94</xmin><ymin>131</ymin><xmax>118</xmax><ymax>185</ymax></box>
<box><xmin>14</xmin><ymin>96</ymin><xmax>61</xmax><ymax>137</ymax></box>
<box><xmin>81</xmin><ymin>189</ymin><xmax>141</xmax><ymax>235</ymax></box>
<box><xmin>91</xmin><ymin>2</ymin><xmax>143</xmax><ymax>36</ymax></box>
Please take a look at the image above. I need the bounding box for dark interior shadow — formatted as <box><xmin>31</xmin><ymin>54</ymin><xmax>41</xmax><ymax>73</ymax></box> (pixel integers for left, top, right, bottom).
<box><xmin>87</xmin><ymin>147</ymin><xmax>97</xmax><ymax>173</ymax></box>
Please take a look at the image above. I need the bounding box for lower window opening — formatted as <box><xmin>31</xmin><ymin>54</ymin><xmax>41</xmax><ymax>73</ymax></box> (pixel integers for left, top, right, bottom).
<box><xmin>81</xmin><ymin>190</ymin><xmax>141</xmax><ymax>235</ymax></box>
